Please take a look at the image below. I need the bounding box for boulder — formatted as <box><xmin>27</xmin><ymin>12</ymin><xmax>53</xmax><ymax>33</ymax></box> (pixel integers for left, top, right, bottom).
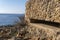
<box><xmin>25</xmin><ymin>0</ymin><xmax>60</xmax><ymax>23</ymax></box>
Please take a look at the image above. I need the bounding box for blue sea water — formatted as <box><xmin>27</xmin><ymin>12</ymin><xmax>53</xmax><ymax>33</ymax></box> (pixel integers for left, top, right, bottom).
<box><xmin>0</xmin><ymin>14</ymin><xmax>24</xmax><ymax>25</ymax></box>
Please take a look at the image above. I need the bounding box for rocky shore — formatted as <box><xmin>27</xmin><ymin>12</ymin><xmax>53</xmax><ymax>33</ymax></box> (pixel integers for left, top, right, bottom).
<box><xmin>0</xmin><ymin>0</ymin><xmax>60</xmax><ymax>40</ymax></box>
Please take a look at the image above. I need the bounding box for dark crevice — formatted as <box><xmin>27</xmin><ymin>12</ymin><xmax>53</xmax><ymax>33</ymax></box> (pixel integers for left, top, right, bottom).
<box><xmin>30</xmin><ymin>19</ymin><xmax>60</xmax><ymax>27</ymax></box>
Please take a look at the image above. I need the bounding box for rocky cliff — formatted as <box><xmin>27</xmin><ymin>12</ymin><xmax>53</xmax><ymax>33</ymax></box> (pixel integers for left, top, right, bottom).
<box><xmin>25</xmin><ymin>0</ymin><xmax>60</xmax><ymax>23</ymax></box>
<box><xmin>23</xmin><ymin>23</ymin><xmax>60</xmax><ymax>40</ymax></box>
<box><xmin>24</xmin><ymin>0</ymin><xmax>60</xmax><ymax>40</ymax></box>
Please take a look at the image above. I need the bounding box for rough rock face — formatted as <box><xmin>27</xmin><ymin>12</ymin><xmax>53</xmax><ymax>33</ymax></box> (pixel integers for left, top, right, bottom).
<box><xmin>20</xmin><ymin>23</ymin><xmax>60</xmax><ymax>40</ymax></box>
<box><xmin>25</xmin><ymin>0</ymin><xmax>60</xmax><ymax>40</ymax></box>
<box><xmin>25</xmin><ymin>0</ymin><xmax>60</xmax><ymax>23</ymax></box>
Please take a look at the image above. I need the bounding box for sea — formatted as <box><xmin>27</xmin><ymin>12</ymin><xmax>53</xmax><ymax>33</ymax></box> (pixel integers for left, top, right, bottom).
<box><xmin>0</xmin><ymin>14</ymin><xmax>24</xmax><ymax>25</ymax></box>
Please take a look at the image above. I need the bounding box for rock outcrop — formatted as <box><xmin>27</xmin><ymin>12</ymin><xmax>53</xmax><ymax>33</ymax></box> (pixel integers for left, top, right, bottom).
<box><xmin>25</xmin><ymin>0</ymin><xmax>60</xmax><ymax>23</ymax></box>
<box><xmin>24</xmin><ymin>23</ymin><xmax>60</xmax><ymax>40</ymax></box>
<box><xmin>25</xmin><ymin>0</ymin><xmax>60</xmax><ymax>40</ymax></box>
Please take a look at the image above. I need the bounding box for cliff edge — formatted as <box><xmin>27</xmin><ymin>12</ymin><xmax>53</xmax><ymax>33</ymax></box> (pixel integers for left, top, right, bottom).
<box><xmin>25</xmin><ymin>0</ymin><xmax>60</xmax><ymax>23</ymax></box>
<box><xmin>24</xmin><ymin>0</ymin><xmax>60</xmax><ymax>40</ymax></box>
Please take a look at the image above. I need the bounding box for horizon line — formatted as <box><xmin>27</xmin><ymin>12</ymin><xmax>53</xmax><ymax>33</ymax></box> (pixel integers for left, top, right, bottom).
<box><xmin>0</xmin><ymin>13</ymin><xmax>25</xmax><ymax>14</ymax></box>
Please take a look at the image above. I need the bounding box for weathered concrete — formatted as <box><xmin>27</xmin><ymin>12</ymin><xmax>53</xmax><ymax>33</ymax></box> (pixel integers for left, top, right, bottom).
<box><xmin>25</xmin><ymin>0</ymin><xmax>60</xmax><ymax>23</ymax></box>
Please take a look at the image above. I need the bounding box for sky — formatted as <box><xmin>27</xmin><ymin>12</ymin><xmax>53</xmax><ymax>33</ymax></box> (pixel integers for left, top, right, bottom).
<box><xmin>0</xmin><ymin>0</ymin><xmax>26</xmax><ymax>14</ymax></box>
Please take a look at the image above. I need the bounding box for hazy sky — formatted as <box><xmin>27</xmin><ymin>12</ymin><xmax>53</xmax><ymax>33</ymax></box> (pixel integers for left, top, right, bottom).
<box><xmin>0</xmin><ymin>0</ymin><xmax>26</xmax><ymax>13</ymax></box>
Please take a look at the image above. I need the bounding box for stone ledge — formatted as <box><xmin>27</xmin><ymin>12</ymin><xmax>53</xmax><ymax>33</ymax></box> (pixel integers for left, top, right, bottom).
<box><xmin>26</xmin><ymin>0</ymin><xmax>60</xmax><ymax>23</ymax></box>
<box><xmin>24</xmin><ymin>23</ymin><xmax>60</xmax><ymax>40</ymax></box>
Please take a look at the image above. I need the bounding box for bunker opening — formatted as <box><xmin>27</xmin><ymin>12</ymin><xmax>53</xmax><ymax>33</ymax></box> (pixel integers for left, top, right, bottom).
<box><xmin>30</xmin><ymin>19</ymin><xmax>60</xmax><ymax>27</ymax></box>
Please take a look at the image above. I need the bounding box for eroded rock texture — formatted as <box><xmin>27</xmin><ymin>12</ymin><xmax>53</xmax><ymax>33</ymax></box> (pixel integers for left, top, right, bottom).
<box><xmin>25</xmin><ymin>0</ymin><xmax>60</xmax><ymax>23</ymax></box>
<box><xmin>19</xmin><ymin>23</ymin><xmax>60</xmax><ymax>40</ymax></box>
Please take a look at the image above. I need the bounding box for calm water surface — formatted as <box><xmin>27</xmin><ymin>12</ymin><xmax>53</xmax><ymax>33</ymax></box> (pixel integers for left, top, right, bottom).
<box><xmin>0</xmin><ymin>14</ymin><xmax>24</xmax><ymax>25</ymax></box>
